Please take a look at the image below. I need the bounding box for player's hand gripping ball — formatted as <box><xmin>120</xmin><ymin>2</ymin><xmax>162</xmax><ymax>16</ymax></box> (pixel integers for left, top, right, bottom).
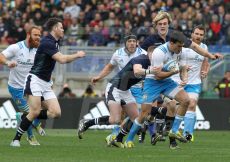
<box><xmin>162</xmin><ymin>60</ymin><xmax>179</xmax><ymax>73</ymax></box>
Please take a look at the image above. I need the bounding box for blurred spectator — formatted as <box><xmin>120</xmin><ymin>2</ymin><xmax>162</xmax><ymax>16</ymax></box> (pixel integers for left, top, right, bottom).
<box><xmin>89</xmin><ymin>12</ymin><xmax>102</xmax><ymax>28</ymax></box>
<box><xmin>88</xmin><ymin>24</ymin><xmax>105</xmax><ymax>46</ymax></box>
<box><xmin>66</xmin><ymin>18</ymin><xmax>84</xmax><ymax>45</ymax></box>
<box><xmin>34</xmin><ymin>10</ymin><xmax>44</xmax><ymax>26</ymax></box>
<box><xmin>202</xmin><ymin>5</ymin><xmax>212</xmax><ymax>25</ymax></box>
<box><xmin>214</xmin><ymin>71</ymin><xmax>230</xmax><ymax>98</ymax></box>
<box><xmin>104</xmin><ymin>11</ymin><xmax>116</xmax><ymax>27</ymax></box>
<box><xmin>63</xmin><ymin>12</ymin><xmax>72</xmax><ymax>31</ymax></box>
<box><xmin>8</xmin><ymin>17</ymin><xmax>26</xmax><ymax>43</ymax></box>
<box><xmin>82</xmin><ymin>85</ymin><xmax>98</xmax><ymax>98</ymax></box>
<box><xmin>179</xmin><ymin>0</ymin><xmax>190</xmax><ymax>12</ymax></box>
<box><xmin>222</xmin><ymin>13</ymin><xmax>230</xmax><ymax>44</ymax></box>
<box><xmin>217</xmin><ymin>5</ymin><xmax>226</xmax><ymax>24</ymax></box>
<box><xmin>64</xmin><ymin>0</ymin><xmax>81</xmax><ymax>19</ymax></box>
<box><xmin>193</xmin><ymin>1</ymin><xmax>202</xmax><ymax>13</ymax></box>
<box><xmin>58</xmin><ymin>83</ymin><xmax>76</xmax><ymax>98</ymax></box>
<box><xmin>136</xmin><ymin>20</ymin><xmax>151</xmax><ymax>44</ymax></box>
<box><xmin>96</xmin><ymin>2</ymin><xmax>109</xmax><ymax>20</ymax></box>
<box><xmin>0</xmin><ymin>16</ymin><xmax>8</xmax><ymax>44</ymax></box>
<box><xmin>163</xmin><ymin>0</ymin><xmax>174</xmax><ymax>12</ymax></box>
<box><xmin>208</xmin><ymin>14</ymin><xmax>222</xmax><ymax>44</ymax></box>
<box><xmin>193</xmin><ymin>12</ymin><xmax>205</xmax><ymax>27</ymax></box>
<box><xmin>108</xmin><ymin>17</ymin><xmax>123</xmax><ymax>46</ymax></box>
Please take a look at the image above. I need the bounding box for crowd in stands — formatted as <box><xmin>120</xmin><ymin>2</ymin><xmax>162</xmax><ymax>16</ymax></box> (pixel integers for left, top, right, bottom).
<box><xmin>0</xmin><ymin>0</ymin><xmax>229</xmax><ymax>47</ymax></box>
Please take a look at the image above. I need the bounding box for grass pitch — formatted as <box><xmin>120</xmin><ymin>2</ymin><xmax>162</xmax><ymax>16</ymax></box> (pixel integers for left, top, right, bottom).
<box><xmin>0</xmin><ymin>129</ymin><xmax>230</xmax><ymax>162</ymax></box>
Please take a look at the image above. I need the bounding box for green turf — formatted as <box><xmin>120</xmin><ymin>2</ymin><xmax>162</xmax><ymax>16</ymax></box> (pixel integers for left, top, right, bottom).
<box><xmin>0</xmin><ymin>129</ymin><xmax>230</xmax><ymax>162</ymax></box>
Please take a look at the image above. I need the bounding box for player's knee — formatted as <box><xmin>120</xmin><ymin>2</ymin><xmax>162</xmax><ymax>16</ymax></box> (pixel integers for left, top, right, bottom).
<box><xmin>189</xmin><ymin>100</ymin><xmax>196</xmax><ymax>110</ymax></box>
<box><xmin>181</xmin><ymin>97</ymin><xmax>190</xmax><ymax>108</ymax></box>
<box><xmin>49</xmin><ymin>109</ymin><xmax>61</xmax><ymax>119</ymax></box>
<box><xmin>54</xmin><ymin>111</ymin><xmax>61</xmax><ymax>119</ymax></box>
<box><xmin>128</xmin><ymin>111</ymin><xmax>139</xmax><ymax>121</ymax></box>
<box><xmin>29</xmin><ymin>109</ymin><xmax>41</xmax><ymax>118</ymax></box>
<box><xmin>109</xmin><ymin>116</ymin><xmax>120</xmax><ymax>125</ymax></box>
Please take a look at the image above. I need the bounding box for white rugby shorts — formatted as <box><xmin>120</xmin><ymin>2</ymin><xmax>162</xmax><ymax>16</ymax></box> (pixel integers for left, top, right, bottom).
<box><xmin>105</xmin><ymin>83</ymin><xmax>136</xmax><ymax>105</ymax></box>
<box><xmin>24</xmin><ymin>74</ymin><xmax>56</xmax><ymax>100</ymax></box>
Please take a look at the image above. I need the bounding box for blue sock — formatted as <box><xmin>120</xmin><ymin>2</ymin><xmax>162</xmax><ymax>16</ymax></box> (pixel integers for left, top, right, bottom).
<box><xmin>27</xmin><ymin>125</ymin><xmax>33</xmax><ymax>138</ymax></box>
<box><xmin>148</xmin><ymin>123</ymin><xmax>155</xmax><ymax>137</ymax></box>
<box><xmin>16</xmin><ymin>112</ymin><xmax>22</xmax><ymax>126</ymax></box>
<box><xmin>112</xmin><ymin>125</ymin><xmax>120</xmax><ymax>135</ymax></box>
<box><xmin>191</xmin><ymin>113</ymin><xmax>197</xmax><ymax>135</ymax></box>
<box><xmin>32</xmin><ymin>118</ymin><xmax>40</xmax><ymax>127</ymax></box>
<box><xmin>126</xmin><ymin>119</ymin><xmax>142</xmax><ymax>142</ymax></box>
<box><xmin>171</xmin><ymin>115</ymin><xmax>184</xmax><ymax>133</ymax></box>
<box><xmin>183</xmin><ymin>111</ymin><xmax>196</xmax><ymax>136</ymax></box>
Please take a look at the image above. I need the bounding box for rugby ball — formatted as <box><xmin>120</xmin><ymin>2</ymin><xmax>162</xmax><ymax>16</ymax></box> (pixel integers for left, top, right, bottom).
<box><xmin>162</xmin><ymin>60</ymin><xmax>179</xmax><ymax>72</ymax></box>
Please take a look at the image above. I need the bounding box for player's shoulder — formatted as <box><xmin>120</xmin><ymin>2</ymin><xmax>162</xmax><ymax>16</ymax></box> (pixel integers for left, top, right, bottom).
<box><xmin>6</xmin><ymin>41</ymin><xmax>23</xmax><ymax>51</ymax></box>
<box><xmin>40</xmin><ymin>36</ymin><xmax>56</xmax><ymax>49</ymax></box>
<box><xmin>155</xmin><ymin>43</ymin><xmax>168</xmax><ymax>54</ymax></box>
<box><xmin>131</xmin><ymin>54</ymin><xmax>149</xmax><ymax>64</ymax></box>
<box><xmin>113</xmin><ymin>47</ymin><xmax>125</xmax><ymax>56</ymax></box>
<box><xmin>200</xmin><ymin>43</ymin><xmax>208</xmax><ymax>50</ymax></box>
<box><xmin>137</xmin><ymin>47</ymin><xmax>147</xmax><ymax>55</ymax></box>
<box><xmin>135</xmin><ymin>54</ymin><xmax>148</xmax><ymax>59</ymax></box>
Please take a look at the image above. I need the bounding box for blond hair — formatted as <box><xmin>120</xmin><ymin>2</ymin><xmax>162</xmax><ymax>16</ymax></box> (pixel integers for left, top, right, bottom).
<box><xmin>152</xmin><ymin>11</ymin><xmax>172</xmax><ymax>27</ymax></box>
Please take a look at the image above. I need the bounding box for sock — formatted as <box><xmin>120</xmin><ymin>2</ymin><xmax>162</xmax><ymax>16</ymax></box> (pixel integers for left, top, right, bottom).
<box><xmin>85</xmin><ymin>116</ymin><xmax>110</xmax><ymax>129</ymax></box>
<box><xmin>15</xmin><ymin>112</ymin><xmax>34</xmax><ymax>138</ymax></box>
<box><xmin>155</xmin><ymin>118</ymin><xmax>165</xmax><ymax>135</ymax></box>
<box><xmin>16</xmin><ymin>112</ymin><xmax>23</xmax><ymax>127</ymax></box>
<box><xmin>148</xmin><ymin>123</ymin><xmax>155</xmax><ymax>137</ymax></box>
<box><xmin>116</xmin><ymin>129</ymin><xmax>128</xmax><ymax>142</ymax></box>
<box><xmin>21</xmin><ymin>113</ymin><xmax>27</xmax><ymax>120</ymax></box>
<box><xmin>26</xmin><ymin>125</ymin><xmax>34</xmax><ymax>138</ymax></box>
<box><xmin>116</xmin><ymin>119</ymin><xmax>133</xmax><ymax>142</ymax></box>
<box><xmin>126</xmin><ymin>119</ymin><xmax>142</xmax><ymax>142</ymax></box>
<box><xmin>32</xmin><ymin>118</ymin><xmax>41</xmax><ymax>127</ymax></box>
<box><xmin>13</xmin><ymin>117</ymin><xmax>32</xmax><ymax>141</ymax></box>
<box><xmin>158</xmin><ymin>107</ymin><xmax>167</xmax><ymax>116</ymax></box>
<box><xmin>111</xmin><ymin>125</ymin><xmax>120</xmax><ymax>136</ymax></box>
<box><xmin>150</xmin><ymin>106</ymin><xmax>167</xmax><ymax>117</ymax></box>
<box><xmin>192</xmin><ymin>114</ymin><xmax>197</xmax><ymax>134</ymax></box>
<box><xmin>37</xmin><ymin>110</ymin><xmax>48</xmax><ymax>119</ymax></box>
<box><xmin>171</xmin><ymin>115</ymin><xmax>184</xmax><ymax>133</ymax></box>
<box><xmin>150</xmin><ymin>106</ymin><xmax>159</xmax><ymax>116</ymax></box>
<box><xmin>183</xmin><ymin>111</ymin><xmax>196</xmax><ymax>136</ymax></box>
<box><xmin>165</xmin><ymin>116</ymin><xmax>175</xmax><ymax>132</ymax></box>
<box><xmin>169</xmin><ymin>136</ymin><xmax>177</xmax><ymax>144</ymax></box>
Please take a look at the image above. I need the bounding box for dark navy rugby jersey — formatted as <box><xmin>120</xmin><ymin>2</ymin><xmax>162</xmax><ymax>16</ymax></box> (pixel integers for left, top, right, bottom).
<box><xmin>109</xmin><ymin>54</ymin><xmax>150</xmax><ymax>91</ymax></box>
<box><xmin>30</xmin><ymin>34</ymin><xmax>59</xmax><ymax>82</ymax></box>
<box><xmin>140</xmin><ymin>30</ymin><xmax>192</xmax><ymax>51</ymax></box>
<box><xmin>140</xmin><ymin>33</ymin><xmax>170</xmax><ymax>51</ymax></box>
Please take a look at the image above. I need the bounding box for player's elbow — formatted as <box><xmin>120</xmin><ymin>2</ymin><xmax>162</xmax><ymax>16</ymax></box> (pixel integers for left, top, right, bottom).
<box><xmin>57</xmin><ymin>57</ymin><xmax>68</xmax><ymax>64</ymax></box>
<box><xmin>133</xmin><ymin>70</ymin><xmax>140</xmax><ymax>76</ymax></box>
<box><xmin>154</xmin><ymin>75</ymin><xmax>164</xmax><ymax>80</ymax></box>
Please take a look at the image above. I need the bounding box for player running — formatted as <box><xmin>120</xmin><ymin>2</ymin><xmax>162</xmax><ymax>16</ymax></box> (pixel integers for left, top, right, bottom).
<box><xmin>77</xmin><ymin>46</ymin><xmax>160</xmax><ymax>146</ymax></box>
<box><xmin>0</xmin><ymin>26</ymin><xmax>45</xmax><ymax>145</ymax></box>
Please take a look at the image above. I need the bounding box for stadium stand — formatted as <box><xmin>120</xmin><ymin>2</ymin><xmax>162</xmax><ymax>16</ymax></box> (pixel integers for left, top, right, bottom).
<box><xmin>0</xmin><ymin>0</ymin><xmax>229</xmax><ymax>46</ymax></box>
<box><xmin>0</xmin><ymin>0</ymin><xmax>229</xmax><ymax>98</ymax></box>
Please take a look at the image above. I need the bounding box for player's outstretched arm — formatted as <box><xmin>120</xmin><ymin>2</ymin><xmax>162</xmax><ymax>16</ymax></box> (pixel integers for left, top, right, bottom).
<box><xmin>189</xmin><ymin>42</ymin><xmax>223</xmax><ymax>60</ymax></box>
<box><xmin>52</xmin><ymin>51</ymin><xmax>85</xmax><ymax>64</ymax></box>
<box><xmin>91</xmin><ymin>63</ymin><xmax>115</xmax><ymax>85</ymax></box>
